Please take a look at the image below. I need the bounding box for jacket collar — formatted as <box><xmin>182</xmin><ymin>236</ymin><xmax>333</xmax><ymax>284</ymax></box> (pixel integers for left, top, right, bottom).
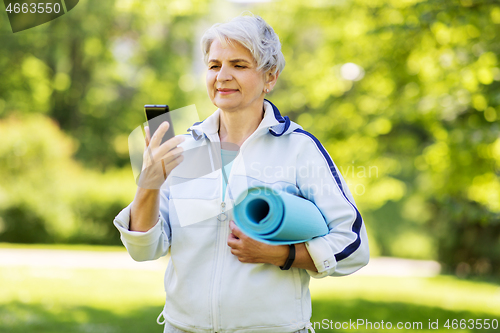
<box><xmin>188</xmin><ymin>99</ymin><xmax>291</xmax><ymax>140</ymax></box>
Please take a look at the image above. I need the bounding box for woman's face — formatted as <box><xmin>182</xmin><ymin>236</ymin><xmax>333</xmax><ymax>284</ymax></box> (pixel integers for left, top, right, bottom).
<box><xmin>206</xmin><ymin>39</ymin><xmax>267</xmax><ymax>113</ymax></box>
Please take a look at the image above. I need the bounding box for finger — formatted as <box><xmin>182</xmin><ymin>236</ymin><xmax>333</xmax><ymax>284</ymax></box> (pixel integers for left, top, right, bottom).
<box><xmin>159</xmin><ymin>146</ymin><xmax>184</xmax><ymax>171</ymax></box>
<box><xmin>228</xmin><ymin>232</ymin><xmax>239</xmax><ymax>242</ymax></box>
<box><xmin>161</xmin><ymin>159</ymin><xmax>167</xmax><ymax>179</ymax></box>
<box><xmin>236</xmin><ymin>255</ymin><xmax>247</xmax><ymax>263</ymax></box>
<box><xmin>149</xmin><ymin>154</ymin><xmax>183</xmax><ymax>180</ymax></box>
<box><xmin>163</xmin><ymin>154</ymin><xmax>184</xmax><ymax>173</ymax></box>
<box><xmin>229</xmin><ymin>221</ymin><xmax>244</xmax><ymax>239</ymax></box>
<box><xmin>227</xmin><ymin>236</ymin><xmax>239</xmax><ymax>249</ymax></box>
<box><xmin>142</xmin><ymin>146</ymin><xmax>183</xmax><ymax>179</ymax></box>
<box><xmin>149</xmin><ymin>121</ymin><xmax>171</xmax><ymax>148</ymax></box>
<box><xmin>158</xmin><ymin>135</ymin><xmax>186</xmax><ymax>156</ymax></box>
<box><xmin>144</xmin><ymin>126</ymin><xmax>151</xmax><ymax>147</ymax></box>
<box><xmin>160</xmin><ymin>143</ymin><xmax>184</xmax><ymax>162</ymax></box>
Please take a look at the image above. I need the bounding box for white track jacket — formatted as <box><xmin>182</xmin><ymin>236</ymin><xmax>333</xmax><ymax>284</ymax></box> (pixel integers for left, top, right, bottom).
<box><xmin>113</xmin><ymin>100</ymin><xmax>370</xmax><ymax>333</ymax></box>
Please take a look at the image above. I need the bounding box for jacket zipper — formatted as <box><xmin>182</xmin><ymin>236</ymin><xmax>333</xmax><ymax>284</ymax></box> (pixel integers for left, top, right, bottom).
<box><xmin>208</xmin><ymin>128</ymin><xmax>265</xmax><ymax>332</ymax></box>
<box><xmin>212</xmin><ymin>200</ymin><xmax>227</xmax><ymax>332</ymax></box>
<box><xmin>210</xmin><ymin>136</ymin><xmax>228</xmax><ymax>333</ymax></box>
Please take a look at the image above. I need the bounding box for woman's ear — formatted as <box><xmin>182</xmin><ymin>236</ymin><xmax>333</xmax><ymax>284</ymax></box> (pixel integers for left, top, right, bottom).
<box><xmin>265</xmin><ymin>68</ymin><xmax>280</xmax><ymax>92</ymax></box>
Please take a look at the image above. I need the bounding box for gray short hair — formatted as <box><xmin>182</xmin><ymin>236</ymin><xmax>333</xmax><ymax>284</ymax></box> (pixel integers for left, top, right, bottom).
<box><xmin>201</xmin><ymin>13</ymin><xmax>285</xmax><ymax>75</ymax></box>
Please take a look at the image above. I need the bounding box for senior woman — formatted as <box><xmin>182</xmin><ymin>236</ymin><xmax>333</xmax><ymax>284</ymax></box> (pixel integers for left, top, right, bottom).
<box><xmin>114</xmin><ymin>14</ymin><xmax>369</xmax><ymax>333</ymax></box>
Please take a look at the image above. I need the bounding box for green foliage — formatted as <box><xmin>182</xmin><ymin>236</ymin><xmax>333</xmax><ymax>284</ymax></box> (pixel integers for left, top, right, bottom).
<box><xmin>250</xmin><ymin>0</ymin><xmax>500</xmax><ymax>275</ymax></box>
<box><xmin>0</xmin><ymin>0</ymin><xmax>208</xmax><ymax>170</ymax></box>
<box><xmin>0</xmin><ymin>204</ymin><xmax>52</xmax><ymax>243</ymax></box>
<box><xmin>1</xmin><ymin>0</ymin><xmax>499</xmax><ymax>274</ymax></box>
<box><xmin>0</xmin><ymin>114</ymin><xmax>135</xmax><ymax>244</ymax></box>
<box><xmin>0</xmin><ymin>114</ymin><xmax>77</xmax><ymax>242</ymax></box>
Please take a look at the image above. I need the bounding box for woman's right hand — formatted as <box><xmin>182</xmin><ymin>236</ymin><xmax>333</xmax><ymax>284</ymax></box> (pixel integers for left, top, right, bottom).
<box><xmin>137</xmin><ymin>121</ymin><xmax>185</xmax><ymax>189</ymax></box>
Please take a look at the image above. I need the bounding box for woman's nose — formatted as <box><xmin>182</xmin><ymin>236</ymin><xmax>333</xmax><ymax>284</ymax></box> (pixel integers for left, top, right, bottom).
<box><xmin>217</xmin><ymin>65</ymin><xmax>232</xmax><ymax>81</ymax></box>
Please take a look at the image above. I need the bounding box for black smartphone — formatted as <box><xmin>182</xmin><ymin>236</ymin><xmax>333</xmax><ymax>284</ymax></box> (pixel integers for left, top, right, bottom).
<box><xmin>144</xmin><ymin>104</ymin><xmax>175</xmax><ymax>145</ymax></box>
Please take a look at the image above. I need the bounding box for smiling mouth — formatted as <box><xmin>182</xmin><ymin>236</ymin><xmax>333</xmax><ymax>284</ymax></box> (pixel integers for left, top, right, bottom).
<box><xmin>217</xmin><ymin>89</ymin><xmax>238</xmax><ymax>95</ymax></box>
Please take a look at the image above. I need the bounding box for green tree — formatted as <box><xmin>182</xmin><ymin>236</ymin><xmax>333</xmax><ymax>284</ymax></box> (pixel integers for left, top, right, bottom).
<box><xmin>1</xmin><ymin>0</ymin><xmax>499</xmax><ymax>276</ymax></box>
<box><xmin>0</xmin><ymin>0</ymin><xmax>208</xmax><ymax>170</ymax></box>
<box><xmin>257</xmin><ymin>0</ymin><xmax>500</xmax><ymax>275</ymax></box>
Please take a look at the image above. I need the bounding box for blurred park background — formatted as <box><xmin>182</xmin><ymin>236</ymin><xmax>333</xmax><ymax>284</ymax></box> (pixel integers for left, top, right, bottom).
<box><xmin>0</xmin><ymin>0</ymin><xmax>499</xmax><ymax>332</ymax></box>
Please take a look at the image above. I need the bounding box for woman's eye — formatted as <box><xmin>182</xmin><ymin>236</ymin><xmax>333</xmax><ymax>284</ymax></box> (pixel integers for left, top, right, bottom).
<box><xmin>209</xmin><ymin>65</ymin><xmax>219</xmax><ymax>69</ymax></box>
<box><xmin>235</xmin><ymin>65</ymin><xmax>246</xmax><ymax>68</ymax></box>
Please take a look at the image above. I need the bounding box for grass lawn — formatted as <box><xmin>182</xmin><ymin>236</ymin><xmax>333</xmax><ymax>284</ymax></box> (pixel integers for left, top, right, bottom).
<box><xmin>309</xmin><ymin>275</ymin><xmax>500</xmax><ymax>332</ymax></box>
<box><xmin>1</xmin><ymin>246</ymin><xmax>499</xmax><ymax>332</ymax></box>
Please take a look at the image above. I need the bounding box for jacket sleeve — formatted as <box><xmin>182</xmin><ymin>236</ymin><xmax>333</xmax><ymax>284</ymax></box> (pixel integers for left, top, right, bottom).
<box><xmin>294</xmin><ymin>131</ymin><xmax>370</xmax><ymax>278</ymax></box>
<box><xmin>113</xmin><ymin>188</ymin><xmax>171</xmax><ymax>261</ymax></box>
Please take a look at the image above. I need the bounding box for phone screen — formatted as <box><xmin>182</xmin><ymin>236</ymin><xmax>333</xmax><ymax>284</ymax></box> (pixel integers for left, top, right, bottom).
<box><xmin>144</xmin><ymin>104</ymin><xmax>175</xmax><ymax>144</ymax></box>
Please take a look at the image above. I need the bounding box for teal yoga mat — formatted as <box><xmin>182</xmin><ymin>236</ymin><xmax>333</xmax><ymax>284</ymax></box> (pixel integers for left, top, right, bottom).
<box><xmin>233</xmin><ymin>187</ymin><xmax>329</xmax><ymax>245</ymax></box>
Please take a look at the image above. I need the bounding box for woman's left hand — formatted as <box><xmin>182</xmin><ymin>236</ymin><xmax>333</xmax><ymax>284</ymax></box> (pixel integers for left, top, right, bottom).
<box><xmin>227</xmin><ymin>220</ymin><xmax>288</xmax><ymax>266</ymax></box>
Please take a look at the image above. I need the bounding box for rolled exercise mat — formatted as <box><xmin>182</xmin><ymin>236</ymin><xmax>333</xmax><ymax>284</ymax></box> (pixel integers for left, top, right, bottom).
<box><xmin>233</xmin><ymin>187</ymin><xmax>329</xmax><ymax>245</ymax></box>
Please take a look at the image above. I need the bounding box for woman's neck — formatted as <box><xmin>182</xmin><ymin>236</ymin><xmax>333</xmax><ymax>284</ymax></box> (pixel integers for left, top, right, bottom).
<box><xmin>218</xmin><ymin>104</ymin><xmax>265</xmax><ymax>147</ymax></box>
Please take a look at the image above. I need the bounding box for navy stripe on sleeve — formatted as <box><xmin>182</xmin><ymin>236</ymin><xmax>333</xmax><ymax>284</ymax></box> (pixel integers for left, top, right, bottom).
<box><xmin>293</xmin><ymin>128</ymin><xmax>363</xmax><ymax>262</ymax></box>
